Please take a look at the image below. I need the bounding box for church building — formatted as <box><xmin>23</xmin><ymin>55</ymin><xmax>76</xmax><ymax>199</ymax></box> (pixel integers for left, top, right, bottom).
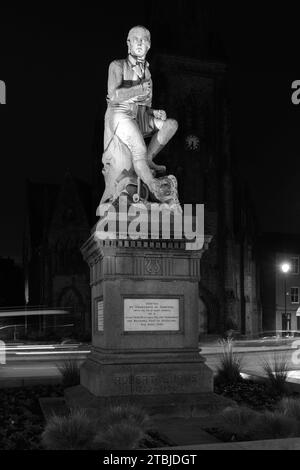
<box><xmin>23</xmin><ymin>173</ymin><xmax>93</xmax><ymax>339</ymax></box>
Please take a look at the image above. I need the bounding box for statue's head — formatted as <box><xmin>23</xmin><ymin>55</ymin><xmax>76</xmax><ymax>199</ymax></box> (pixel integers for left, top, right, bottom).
<box><xmin>127</xmin><ymin>26</ymin><xmax>151</xmax><ymax>59</ymax></box>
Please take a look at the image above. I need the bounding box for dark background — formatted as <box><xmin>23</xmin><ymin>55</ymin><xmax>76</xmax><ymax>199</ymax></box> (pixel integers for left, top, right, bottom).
<box><xmin>1</xmin><ymin>2</ymin><xmax>299</xmax><ymax>263</ymax></box>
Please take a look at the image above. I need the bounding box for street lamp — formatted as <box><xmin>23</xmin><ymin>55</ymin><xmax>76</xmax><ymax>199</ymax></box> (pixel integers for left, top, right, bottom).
<box><xmin>281</xmin><ymin>262</ymin><xmax>291</xmax><ymax>335</ymax></box>
<box><xmin>281</xmin><ymin>263</ymin><xmax>291</xmax><ymax>274</ymax></box>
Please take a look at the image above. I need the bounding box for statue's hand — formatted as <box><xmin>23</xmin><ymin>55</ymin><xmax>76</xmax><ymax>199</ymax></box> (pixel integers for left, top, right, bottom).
<box><xmin>153</xmin><ymin>109</ymin><xmax>167</xmax><ymax>121</ymax></box>
<box><xmin>148</xmin><ymin>178</ymin><xmax>161</xmax><ymax>196</ymax></box>
<box><xmin>142</xmin><ymin>80</ymin><xmax>152</xmax><ymax>93</ymax></box>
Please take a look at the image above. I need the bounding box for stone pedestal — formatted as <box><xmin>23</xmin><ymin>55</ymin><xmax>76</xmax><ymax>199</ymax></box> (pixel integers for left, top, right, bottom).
<box><xmin>78</xmin><ymin>232</ymin><xmax>214</xmax><ymax>403</ymax></box>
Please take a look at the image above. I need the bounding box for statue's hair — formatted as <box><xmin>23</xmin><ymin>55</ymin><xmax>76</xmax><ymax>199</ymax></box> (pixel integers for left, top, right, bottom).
<box><xmin>127</xmin><ymin>25</ymin><xmax>151</xmax><ymax>42</ymax></box>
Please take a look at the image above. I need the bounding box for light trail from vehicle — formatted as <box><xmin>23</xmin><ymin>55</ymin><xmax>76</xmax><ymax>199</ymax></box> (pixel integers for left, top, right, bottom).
<box><xmin>15</xmin><ymin>350</ymin><xmax>90</xmax><ymax>355</ymax></box>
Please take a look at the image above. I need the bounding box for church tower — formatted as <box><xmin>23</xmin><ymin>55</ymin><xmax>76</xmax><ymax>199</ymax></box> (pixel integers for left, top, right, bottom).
<box><xmin>147</xmin><ymin>1</ymin><xmax>226</xmax><ymax>61</ymax></box>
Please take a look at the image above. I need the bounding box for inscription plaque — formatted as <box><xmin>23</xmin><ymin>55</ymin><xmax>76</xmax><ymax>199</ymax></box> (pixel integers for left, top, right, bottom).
<box><xmin>97</xmin><ymin>300</ymin><xmax>104</xmax><ymax>331</ymax></box>
<box><xmin>124</xmin><ymin>298</ymin><xmax>179</xmax><ymax>332</ymax></box>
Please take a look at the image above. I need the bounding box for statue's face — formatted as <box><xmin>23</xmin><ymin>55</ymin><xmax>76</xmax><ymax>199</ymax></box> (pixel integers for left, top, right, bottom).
<box><xmin>127</xmin><ymin>27</ymin><xmax>151</xmax><ymax>58</ymax></box>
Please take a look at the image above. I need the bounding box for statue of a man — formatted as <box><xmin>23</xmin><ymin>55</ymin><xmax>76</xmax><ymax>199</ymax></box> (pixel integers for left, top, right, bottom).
<box><xmin>99</xmin><ymin>25</ymin><xmax>179</xmax><ymax>205</ymax></box>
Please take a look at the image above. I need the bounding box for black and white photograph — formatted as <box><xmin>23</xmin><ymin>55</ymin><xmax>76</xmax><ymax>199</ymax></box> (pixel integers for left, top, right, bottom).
<box><xmin>1</xmin><ymin>1</ymin><xmax>300</xmax><ymax>456</ymax></box>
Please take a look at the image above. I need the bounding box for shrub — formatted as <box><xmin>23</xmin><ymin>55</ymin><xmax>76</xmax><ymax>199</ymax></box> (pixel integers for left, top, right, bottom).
<box><xmin>41</xmin><ymin>408</ymin><xmax>96</xmax><ymax>450</ymax></box>
<box><xmin>215</xmin><ymin>338</ymin><xmax>243</xmax><ymax>385</ymax></box>
<box><xmin>101</xmin><ymin>403</ymin><xmax>150</xmax><ymax>430</ymax></box>
<box><xmin>42</xmin><ymin>402</ymin><xmax>151</xmax><ymax>451</ymax></box>
<box><xmin>277</xmin><ymin>397</ymin><xmax>300</xmax><ymax>422</ymax></box>
<box><xmin>249</xmin><ymin>411</ymin><xmax>299</xmax><ymax>440</ymax></box>
<box><xmin>95</xmin><ymin>421</ymin><xmax>146</xmax><ymax>450</ymax></box>
<box><xmin>94</xmin><ymin>403</ymin><xmax>150</xmax><ymax>450</ymax></box>
<box><xmin>217</xmin><ymin>406</ymin><xmax>300</xmax><ymax>442</ymax></box>
<box><xmin>214</xmin><ymin>379</ymin><xmax>280</xmax><ymax>411</ymax></box>
<box><xmin>57</xmin><ymin>360</ymin><xmax>80</xmax><ymax>388</ymax></box>
<box><xmin>261</xmin><ymin>354</ymin><xmax>289</xmax><ymax>396</ymax></box>
<box><xmin>218</xmin><ymin>406</ymin><xmax>259</xmax><ymax>441</ymax></box>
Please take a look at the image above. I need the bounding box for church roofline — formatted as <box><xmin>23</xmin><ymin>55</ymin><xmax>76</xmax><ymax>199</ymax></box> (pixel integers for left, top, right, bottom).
<box><xmin>152</xmin><ymin>53</ymin><xmax>228</xmax><ymax>76</ymax></box>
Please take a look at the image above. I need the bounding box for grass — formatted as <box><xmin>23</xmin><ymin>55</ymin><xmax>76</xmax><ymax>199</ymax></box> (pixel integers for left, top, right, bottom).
<box><xmin>261</xmin><ymin>354</ymin><xmax>289</xmax><ymax>395</ymax></box>
<box><xmin>95</xmin><ymin>403</ymin><xmax>150</xmax><ymax>450</ymax></box>
<box><xmin>100</xmin><ymin>402</ymin><xmax>150</xmax><ymax>430</ymax></box>
<box><xmin>57</xmin><ymin>360</ymin><xmax>80</xmax><ymax>388</ymax></box>
<box><xmin>251</xmin><ymin>411</ymin><xmax>299</xmax><ymax>440</ymax></box>
<box><xmin>277</xmin><ymin>397</ymin><xmax>300</xmax><ymax>422</ymax></box>
<box><xmin>212</xmin><ymin>346</ymin><xmax>300</xmax><ymax>444</ymax></box>
<box><xmin>42</xmin><ymin>403</ymin><xmax>151</xmax><ymax>450</ymax></box>
<box><xmin>215</xmin><ymin>338</ymin><xmax>243</xmax><ymax>385</ymax></box>
<box><xmin>218</xmin><ymin>406</ymin><xmax>259</xmax><ymax>441</ymax></box>
<box><xmin>214</xmin><ymin>404</ymin><xmax>300</xmax><ymax>442</ymax></box>
<box><xmin>41</xmin><ymin>408</ymin><xmax>96</xmax><ymax>450</ymax></box>
<box><xmin>94</xmin><ymin>421</ymin><xmax>147</xmax><ymax>450</ymax></box>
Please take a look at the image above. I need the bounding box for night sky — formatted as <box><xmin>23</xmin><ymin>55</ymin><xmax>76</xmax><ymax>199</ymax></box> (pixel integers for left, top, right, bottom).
<box><xmin>1</xmin><ymin>3</ymin><xmax>300</xmax><ymax>263</ymax></box>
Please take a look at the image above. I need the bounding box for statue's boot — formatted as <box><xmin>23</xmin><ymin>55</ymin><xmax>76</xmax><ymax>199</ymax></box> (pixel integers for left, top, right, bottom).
<box><xmin>133</xmin><ymin>158</ymin><xmax>180</xmax><ymax>203</ymax></box>
<box><xmin>147</xmin><ymin>119</ymin><xmax>178</xmax><ymax>173</ymax></box>
<box><xmin>133</xmin><ymin>158</ymin><xmax>159</xmax><ymax>195</ymax></box>
<box><xmin>147</xmin><ymin>135</ymin><xmax>167</xmax><ymax>174</ymax></box>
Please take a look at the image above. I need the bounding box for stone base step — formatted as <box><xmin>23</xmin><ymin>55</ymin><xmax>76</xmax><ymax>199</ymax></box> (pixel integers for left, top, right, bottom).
<box><xmin>65</xmin><ymin>385</ymin><xmax>235</xmax><ymax>419</ymax></box>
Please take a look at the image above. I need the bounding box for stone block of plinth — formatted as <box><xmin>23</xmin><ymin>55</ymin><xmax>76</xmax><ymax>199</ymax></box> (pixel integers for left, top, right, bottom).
<box><xmin>75</xmin><ymin>231</ymin><xmax>214</xmax><ymax>406</ymax></box>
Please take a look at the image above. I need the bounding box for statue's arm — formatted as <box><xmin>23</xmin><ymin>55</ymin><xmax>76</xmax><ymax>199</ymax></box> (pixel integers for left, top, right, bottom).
<box><xmin>107</xmin><ymin>61</ymin><xmax>149</xmax><ymax>103</ymax></box>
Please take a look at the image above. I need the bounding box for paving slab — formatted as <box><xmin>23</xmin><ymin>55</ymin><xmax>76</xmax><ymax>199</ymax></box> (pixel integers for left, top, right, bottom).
<box><xmin>157</xmin><ymin>437</ymin><xmax>300</xmax><ymax>450</ymax></box>
<box><xmin>151</xmin><ymin>417</ymin><xmax>221</xmax><ymax>446</ymax></box>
